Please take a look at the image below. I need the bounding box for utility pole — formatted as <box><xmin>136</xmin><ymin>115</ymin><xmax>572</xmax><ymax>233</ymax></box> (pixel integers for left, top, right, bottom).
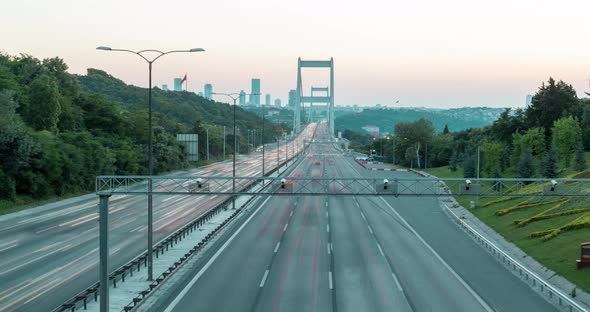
<box><xmin>97</xmin><ymin>45</ymin><xmax>205</xmax><ymax>283</ymax></box>
<box><xmin>206</xmin><ymin>128</ymin><xmax>209</xmax><ymax>161</ymax></box>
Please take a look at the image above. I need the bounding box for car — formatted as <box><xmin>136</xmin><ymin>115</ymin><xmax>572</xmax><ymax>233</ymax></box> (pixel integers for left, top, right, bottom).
<box><xmin>314</xmin><ymin>160</ymin><xmax>321</xmax><ymax>166</ymax></box>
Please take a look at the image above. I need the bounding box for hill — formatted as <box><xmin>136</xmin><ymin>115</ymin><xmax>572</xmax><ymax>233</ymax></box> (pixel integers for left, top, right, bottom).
<box><xmin>335</xmin><ymin>107</ymin><xmax>504</xmax><ymax>134</ymax></box>
<box><xmin>0</xmin><ymin>54</ymin><xmax>276</xmax><ymax>208</ymax></box>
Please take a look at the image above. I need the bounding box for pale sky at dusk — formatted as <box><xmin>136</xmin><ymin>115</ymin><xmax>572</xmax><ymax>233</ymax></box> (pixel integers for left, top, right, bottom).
<box><xmin>2</xmin><ymin>0</ymin><xmax>589</xmax><ymax>107</ymax></box>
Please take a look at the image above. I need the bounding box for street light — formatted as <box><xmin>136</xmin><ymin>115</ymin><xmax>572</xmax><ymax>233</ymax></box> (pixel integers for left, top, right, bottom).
<box><xmin>97</xmin><ymin>46</ymin><xmax>204</xmax><ymax>284</ymax></box>
<box><xmin>212</xmin><ymin>92</ymin><xmax>259</xmax><ymax>209</ymax></box>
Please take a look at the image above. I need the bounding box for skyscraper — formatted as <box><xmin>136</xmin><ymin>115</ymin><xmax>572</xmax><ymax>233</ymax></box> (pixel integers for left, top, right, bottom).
<box><xmin>174</xmin><ymin>78</ymin><xmax>182</xmax><ymax>92</ymax></box>
<box><xmin>204</xmin><ymin>84</ymin><xmax>213</xmax><ymax>100</ymax></box>
<box><xmin>274</xmin><ymin>98</ymin><xmax>281</xmax><ymax>108</ymax></box>
<box><xmin>288</xmin><ymin>89</ymin><xmax>297</xmax><ymax>108</ymax></box>
<box><xmin>265</xmin><ymin>94</ymin><xmax>271</xmax><ymax>106</ymax></box>
<box><xmin>162</xmin><ymin>84</ymin><xmax>168</xmax><ymax>91</ymax></box>
<box><xmin>250</xmin><ymin>79</ymin><xmax>260</xmax><ymax>106</ymax></box>
<box><xmin>239</xmin><ymin>90</ymin><xmax>246</xmax><ymax>105</ymax></box>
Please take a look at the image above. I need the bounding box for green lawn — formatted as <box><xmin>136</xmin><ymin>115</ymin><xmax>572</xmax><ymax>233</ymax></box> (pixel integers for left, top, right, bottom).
<box><xmin>426</xmin><ymin>164</ymin><xmax>590</xmax><ymax>293</ymax></box>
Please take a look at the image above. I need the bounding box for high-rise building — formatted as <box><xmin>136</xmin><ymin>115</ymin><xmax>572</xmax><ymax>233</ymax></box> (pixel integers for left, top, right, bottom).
<box><xmin>198</xmin><ymin>92</ymin><xmax>203</xmax><ymax>97</ymax></box>
<box><xmin>162</xmin><ymin>84</ymin><xmax>168</xmax><ymax>91</ymax></box>
<box><xmin>265</xmin><ymin>94</ymin><xmax>271</xmax><ymax>106</ymax></box>
<box><xmin>274</xmin><ymin>98</ymin><xmax>282</xmax><ymax>108</ymax></box>
<box><xmin>174</xmin><ymin>78</ymin><xmax>182</xmax><ymax>92</ymax></box>
<box><xmin>250</xmin><ymin>79</ymin><xmax>261</xmax><ymax>106</ymax></box>
<box><xmin>239</xmin><ymin>90</ymin><xmax>246</xmax><ymax>105</ymax></box>
<box><xmin>525</xmin><ymin>94</ymin><xmax>533</xmax><ymax>107</ymax></box>
<box><xmin>288</xmin><ymin>89</ymin><xmax>297</xmax><ymax>108</ymax></box>
<box><xmin>204</xmin><ymin>84</ymin><xmax>213</xmax><ymax>100</ymax></box>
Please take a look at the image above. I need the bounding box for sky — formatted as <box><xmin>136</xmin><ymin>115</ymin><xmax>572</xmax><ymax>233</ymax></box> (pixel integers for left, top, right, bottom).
<box><xmin>1</xmin><ymin>0</ymin><xmax>590</xmax><ymax>108</ymax></box>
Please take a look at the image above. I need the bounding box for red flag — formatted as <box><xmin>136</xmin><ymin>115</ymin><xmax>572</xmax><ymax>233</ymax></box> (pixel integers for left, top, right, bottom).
<box><xmin>180</xmin><ymin>74</ymin><xmax>187</xmax><ymax>84</ymax></box>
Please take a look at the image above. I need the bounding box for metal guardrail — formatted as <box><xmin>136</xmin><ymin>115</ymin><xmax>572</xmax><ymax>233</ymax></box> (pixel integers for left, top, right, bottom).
<box><xmin>444</xmin><ymin>203</ymin><xmax>588</xmax><ymax>312</ymax></box>
<box><xmin>97</xmin><ymin>176</ymin><xmax>590</xmax><ymax>198</ymax></box>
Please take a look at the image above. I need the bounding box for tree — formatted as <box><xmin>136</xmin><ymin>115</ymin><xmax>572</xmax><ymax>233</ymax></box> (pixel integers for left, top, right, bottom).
<box><xmin>575</xmin><ymin>142</ymin><xmax>586</xmax><ymax>171</ymax></box>
<box><xmin>449</xmin><ymin>150</ymin><xmax>459</xmax><ymax>172</ymax></box>
<box><xmin>463</xmin><ymin>148</ymin><xmax>476</xmax><ymax>178</ymax></box>
<box><xmin>501</xmin><ymin>145</ymin><xmax>511</xmax><ymax>171</ymax></box>
<box><xmin>511</xmin><ymin>127</ymin><xmax>546</xmax><ymax>166</ymax></box>
<box><xmin>541</xmin><ymin>144</ymin><xmax>558</xmax><ymax>178</ymax></box>
<box><xmin>26</xmin><ymin>74</ymin><xmax>61</xmax><ymax>131</ymax></box>
<box><xmin>394</xmin><ymin>118</ymin><xmax>435</xmax><ymax>167</ymax></box>
<box><xmin>525</xmin><ymin>77</ymin><xmax>581</xmax><ymax>136</ymax></box>
<box><xmin>581</xmin><ymin>105</ymin><xmax>590</xmax><ymax>150</ymax></box>
<box><xmin>481</xmin><ymin>141</ymin><xmax>503</xmax><ymax>177</ymax></box>
<box><xmin>490</xmin><ymin>108</ymin><xmax>526</xmax><ymax>144</ymax></box>
<box><xmin>429</xmin><ymin>133</ymin><xmax>453</xmax><ymax>167</ymax></box>
<box><xmin>552</xmin><ymin>116</ymin><xmax>582</xmax><ymax>167</ymax></box>
<box><xmin>443</xmin><ymin>124</ymin><xmax>449</xmax><ymax>134</ymax></box>
<box><xmin>518</xmin><ymin>148</ymin><xmax>534</xmax><ymax>180</ymax></box>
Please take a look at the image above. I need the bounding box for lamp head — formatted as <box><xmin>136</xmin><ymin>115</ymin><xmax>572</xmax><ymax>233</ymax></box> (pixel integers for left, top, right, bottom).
<box><xmin>96</xmin><ymin>46</ymin><xmax>112</xmax><ymax>51</ymax></box>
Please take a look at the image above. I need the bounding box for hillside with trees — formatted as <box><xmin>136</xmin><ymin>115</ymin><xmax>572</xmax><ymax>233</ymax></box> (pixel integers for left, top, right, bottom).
<box><xmin>0</xmin><ymin>53</ymin><xmax>277</xmax><ymax>206</ymax></box>
<box><xmin>335</xmin><ymin>106</ymin><xmax>504</xmax><ymax>134</ymax></box>
<box><xmin>355</xmin><ymin>78</ymin><xmax>590</xmax><ymax>179</ymax></box>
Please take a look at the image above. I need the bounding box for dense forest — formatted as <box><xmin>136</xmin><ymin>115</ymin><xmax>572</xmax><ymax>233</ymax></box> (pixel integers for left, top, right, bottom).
<box><xmin>0</xmin><ymin>53</ymin><xmax>278</xmax><ymax>202</ymax></box>
<box><xmin>345</xmin><ymin>77</ymin><xmax>590</xmax><ymax>178</ymax></box>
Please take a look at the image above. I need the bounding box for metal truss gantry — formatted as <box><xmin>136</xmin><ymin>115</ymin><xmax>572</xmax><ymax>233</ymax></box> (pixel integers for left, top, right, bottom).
<box><xmin>96</xmin><ymin>176</ymin><xmax>590</xmax><ymax>198</ymax></box>
<box><xmin>295</xmin><ymin>58</ymin><xmax>334</xmax><ymax>135</ymax></box>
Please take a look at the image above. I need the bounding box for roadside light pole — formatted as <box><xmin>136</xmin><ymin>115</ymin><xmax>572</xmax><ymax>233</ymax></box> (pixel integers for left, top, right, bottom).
<box><xmin>223</xmin><ymin>126</ymin><xmax>226</xmax><ymax>160</ymax></box>
<box><xmin>206</xmin><ymin>128</ymin><xmax>210</xmax><ymax>161</ymax></box>
<box><xmin>97</xmin><ymin>46</ymin><xmax>204</xmax><ymax>282</ymax></box>
<box><xmin>212</xmin><ymin>92</ymin><xmax>258</xmax><ymax>209</ymax></box>
<box><xmin>262</xmin><ymin>105</ymin><xmax>265</xmax><ymax>176</ymax></box>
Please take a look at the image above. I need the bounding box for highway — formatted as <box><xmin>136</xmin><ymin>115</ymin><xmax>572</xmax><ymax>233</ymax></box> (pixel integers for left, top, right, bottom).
<box><xmin>0</xmin><ymin>123</ymin><xmax>316</xmax><ymax>312</ymax></box>
<box><xmin>152</xmin><ymin>122</ymin><xmax>557</xmax><ymax>312</ymax></box>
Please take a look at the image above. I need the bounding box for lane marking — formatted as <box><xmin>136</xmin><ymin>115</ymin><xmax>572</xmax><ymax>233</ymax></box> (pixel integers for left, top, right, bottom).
<box><xmin>327</xmin><ymin>243</ymin><xmax>331</xmax><ymax>255</ymax></box>
<box><xmin>283</xmin><ymin>223</ymin><xmax>288</xmax><ymax>232</ymax></box>
<box><xmin>391</xmin><ymin>273</ymin><xmax>404</xmax><ymax>292</ymax></box>
<box><xmin>325</xmin><ymin>202</ymin><xmax>328</xmax><ymax>208</ymax></box>
<box><xmin>379</xmin><ymin>197</ymin><xmax>494</xmax><ymax>312</ymax></box>
<box><xmin>0</xmin><ymin>243</ymin><xmax>18</xmax><ymax>253</ymax></box>
<box><xmin>259</xmin><ymin>269</ymin><xmax>270</xmax><ymax>288</ymax></box>
<box><xmin>367</xmin><ymin>225</ymin><xmax>374</xmax><ymax>234</ymax></box>
<box><xmin>289</xmin><ymin>211</ymin><xmax>293</xmax><ymax>217</ymax></box>
<box><xmin>325</xmin><ymin>211</ymin><xmax>329</xmax><ymax>218</ymax></box>
<box><xmin>360</xmin><ymin>211</ymin><xmax>366</xmax><ymax>220</ymax></box>
<box><xmin>326</xmin><ymin>224</ymin><xmax>330</xmax><ymax>233</ymax></box>
<box><xmin>376</xmin><ymin>242</ymin><xmax>385</xmax><ymax>256</ymax></box>
<box><xmin>328</xmin><ymin>271</ymin><xmax>333</xmax><ymax>290</ymax></box>
<box><xmin>274</xmin><ymin>242</ymin><xmax>280</xmax><ymax>253</ymax></box>
<box><xmin>163</xmin><ymin>195</ymin><xmax>272</xmax><ymax>312</ymax></box>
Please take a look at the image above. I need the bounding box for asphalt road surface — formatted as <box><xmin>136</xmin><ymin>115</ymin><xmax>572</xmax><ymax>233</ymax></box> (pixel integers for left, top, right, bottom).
<box><xmin>0</xmin><ymin>123</ymin><xmax>316</xmax><ymax>312</ymax></box>
<box><xmin>154</xmin><ymin>122</ymin><xmax>557</xmax><ymax>312</ymax></box>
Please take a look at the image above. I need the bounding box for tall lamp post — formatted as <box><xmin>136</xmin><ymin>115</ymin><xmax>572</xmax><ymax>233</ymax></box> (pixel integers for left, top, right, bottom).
<box><xmin>97</xmin><ymin>46</ymin><xmax>204</xmax><ymax>284</ymax></box>
<box><xmin>212</xmin><ymin>92</ymin><xmax>258</xmax><ymax>209</ymax></box>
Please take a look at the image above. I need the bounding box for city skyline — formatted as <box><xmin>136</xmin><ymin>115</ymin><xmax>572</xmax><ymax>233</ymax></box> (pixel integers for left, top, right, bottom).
<box><xmin>2</xmin><ymin>0</ymin><xmax>590</xmax><ymax>107</ymax></box>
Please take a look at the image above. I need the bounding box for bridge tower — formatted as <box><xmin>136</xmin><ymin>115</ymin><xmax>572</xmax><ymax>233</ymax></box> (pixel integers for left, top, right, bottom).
<box><xmin>294</xmin><ymin>57</ymin><xmax>334</xmax><ymax>136</ymax></box>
